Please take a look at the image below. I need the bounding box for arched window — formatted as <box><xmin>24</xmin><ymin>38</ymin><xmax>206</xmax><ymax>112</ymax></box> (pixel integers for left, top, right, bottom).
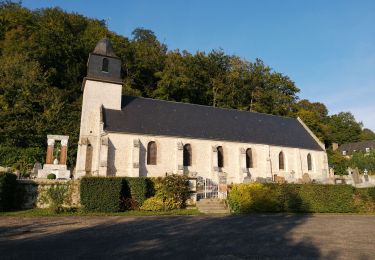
<box><xmin>147</xmin><ymin>141</ymin><xmax>157</xmax><ymax>165</ymax></box>
<box><xmin>85</xmin><ymin>143</ymin><xmax>93</xmax><ymax>174</ymax></box>
<box><xmin>307</xmin><ymin>153</ymin><xmax>312</xmax><ymax>171</ymax></box>
<box><xmin>246</xmin><ymin>148</ymin><xmax>253</xmax><ymax>168</ymax></box>
<box><xmin>102</xmin><ymin>58</ymin><xmax>109</xmax><ymax>72</ymax></box>
<box><xmin>183</xmin><ymin>144</ymin><xmax>192</xmax><ymax>166</ymax></box>
<box><xmin>217</xmin><ymin>146</ymin><xmax>224</xmax><ymax>168</ymax></box>
<box><xmin>279</xmin><ymin>151</ymin><xmax>285</xmax><ymax>170</ymax></box>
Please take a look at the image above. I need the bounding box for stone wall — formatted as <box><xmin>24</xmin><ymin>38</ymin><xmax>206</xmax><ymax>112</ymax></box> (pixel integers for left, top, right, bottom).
<box><xmin>16</xmin><ymin>180</ymin><xmax>80</xmax><ymax>209</ymax></box>
<box><xmin>90</xmin><ymin>132</ymin><xmax>329</xmax><ymax>184</ymax></box>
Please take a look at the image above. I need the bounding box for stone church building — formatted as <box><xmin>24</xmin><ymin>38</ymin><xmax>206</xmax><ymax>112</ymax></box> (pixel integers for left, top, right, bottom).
<box><xmin>75</xmin><ymin>38</ymin><xmax>329</xmax><ymax>184</ymax></box>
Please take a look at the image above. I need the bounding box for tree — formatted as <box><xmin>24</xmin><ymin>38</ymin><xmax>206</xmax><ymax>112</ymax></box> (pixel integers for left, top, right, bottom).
<box><xmin>326</xmin><ymin>112</ymin><xmax>362</xmax><ymax>145</ymax></box>
<box><xmin>293</xmin><ymin>99</ymin><xmax>329</xmax><ymax>144</ymax></box>
<box><xmin>327</xmin><ymin>150</ymin><xmax>349</xmax><ymax>175</ymax></box>
<box><xmin>350</xmin><ymin>150</ymin><xmax>375</xmax><ymax>175</ymax></box>
<box><xmin>360</xmin><ymin>128</ymin><xmax>375</xmax><ymax>141</ymax></box>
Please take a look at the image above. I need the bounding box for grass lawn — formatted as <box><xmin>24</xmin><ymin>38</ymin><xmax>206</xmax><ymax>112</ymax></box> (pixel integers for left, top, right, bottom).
<box><xmin>0</xmin><ymin>208</ymin><xmax>202</xmax><ymax>217</ymax></box>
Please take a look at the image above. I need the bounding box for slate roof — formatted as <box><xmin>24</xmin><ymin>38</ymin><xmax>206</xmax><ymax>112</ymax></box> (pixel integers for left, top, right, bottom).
<box><xmin>93</xmin><ymin>38</ymin><xmax>118</xmax><ymax>57</ymax></box>
<box><xmin>103</xmin><ymin>96</ymin><xmax>324</xmax><ymax>151</ymax></box>
<box><xmin>338</xmin><ymin>140</ymin><xmax>375</xmax><ymax>154</ymax></box>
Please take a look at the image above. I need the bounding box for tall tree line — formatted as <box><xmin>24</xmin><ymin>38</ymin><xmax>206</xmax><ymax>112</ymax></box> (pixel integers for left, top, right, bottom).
<box><xmin>0</xmin><ymin>2</ymin><xmax>373</xmax><ymax>171</ymax></box>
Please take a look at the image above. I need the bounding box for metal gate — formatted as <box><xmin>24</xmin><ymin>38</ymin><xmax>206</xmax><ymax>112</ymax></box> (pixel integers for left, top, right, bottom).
<box><xmin>196</xmin><ymin>177</ymin><xmax>226</xmax><ymax>200</ymax></box>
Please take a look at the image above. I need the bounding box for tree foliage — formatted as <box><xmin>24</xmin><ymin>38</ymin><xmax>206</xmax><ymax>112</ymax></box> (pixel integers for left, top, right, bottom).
<box><xmin>0</xmin><ymin>2</ymin><xmax>372</xmax><ymax>171</ymax></box>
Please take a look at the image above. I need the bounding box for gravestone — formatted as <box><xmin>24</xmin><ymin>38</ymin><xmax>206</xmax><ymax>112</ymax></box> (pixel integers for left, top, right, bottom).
<box><xmin>351</xmin><ymin>168</ymin><xmax>362</xmax><ymax>184</ymax></box>
<box><xmin>302</xmin><ymin>173</ymin><xmax>312</xmax><ymax>184</ymax></box>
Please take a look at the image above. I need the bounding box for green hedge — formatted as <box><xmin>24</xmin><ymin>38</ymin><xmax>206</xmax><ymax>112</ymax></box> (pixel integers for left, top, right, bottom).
<box><xmin>80</xmin><ymin>175</ymin><xmax>190</xmax><ymax>212</ymax></box>
<box><xmin>80</xmin><ymin>177</ymin><xmax>152</xmax><ymax>212</ymax></box>
<box><xmin>228</xmin><ymin>183</ymin><xmax>362</xmax><ymax>213</ymax></box>
<box><xmin>80</xmin><ymin>177</ymin><xmax>123</xmax><ymax>212</ymax></box>
<box><xmin>0</xmin><ymin>172</ymin><xmax>17</xmax><ymax>211</ymax></box>
<box><xmin>122</xmin><ymin>177</ymin><xmax>152</xmax><ymax>206</ymax></box>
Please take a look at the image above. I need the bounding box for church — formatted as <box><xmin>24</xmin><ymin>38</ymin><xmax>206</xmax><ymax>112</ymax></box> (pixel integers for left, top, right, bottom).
<box><xmin>75</xmin><ymin>38</ymin><xmax>329</xmax><ymax>184</ymax></box>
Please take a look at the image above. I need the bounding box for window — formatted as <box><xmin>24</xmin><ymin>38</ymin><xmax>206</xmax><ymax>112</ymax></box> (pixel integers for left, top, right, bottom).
<box><xmin>217</xmin><ymin>146</ymin><xmax>224</xmax><ymax>168</ymax></box>
<box><xmin>246</xmin><ymin>148</ymin><xmax>253</xmax><ymax>168</ymax></box>
<box><xmin>342</xmin><ymin>151</ymin><xmax>347</xmax><ymax>156</ymax></box>
<box><xmin>183</xmin><ymin>144</ymin><xmax>192</xmax><ymax>166</ymax></box>
<box><xmin>307</xmin><ymin>153</ymin><xmax>312</xmax><ymax>171</ymax></box>
<box><xmin>279</xmin><ymin>151</ymin><xmax>285</xmax><ymax>170</ymax></box>
<box><xmin>366</xmin><ymin>147</ymin><xmax>370</xmax><ymax>153</ymax></box>
<box><xmin>102</xmin><ymin>58</ymin><xmax>109</xmax><ymax>72</ymax></box>
<box><xmin>85</xmin><ymin>143</ymin><xmax>93</xmax><ymax>173</ymax></box>
<box><xmin>147</xmin><ymin>141</ymin><xmax>157</xmax><ymax>165</ymax></box>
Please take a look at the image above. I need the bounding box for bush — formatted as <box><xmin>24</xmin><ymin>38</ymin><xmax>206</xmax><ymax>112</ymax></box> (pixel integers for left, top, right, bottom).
<box><xmin>47</xmin><ymin>173</ymin><xmax>56</xmax><ymax>180</ymax></box>
<box><xmin>140</xmin><ymin>196</ymin><xmax>181</xmax><ymax>211</ymax></box>
<box><xmin>0</xmin><ymin>172</ymin><xmax>17</xmax><ymax>211</ymax></box>
<box><xmin>122</xmin><ymin>177</ymin><xmax>152</xmax><ymax>206</ymax></box>
<box><xmin>0</xmin><ymin>146</ymin><xmax>44</xmax><ymax>173</ymax></box>
<box><xmin>80</xmin><ymin>177</ymin><xmax>152</xmax><ymax>212</ymax></box>
<box><xmin>228</xmin><ymin>183</ymin><xmax>280</xmax><ymax>213</ymax></box>
<box><xmin>46</xmin><ymin>184</ymin><xmax>68</xmax><ymax>213</ymax></box>
<box><xmin>140</xmin><ymin>197</ymin><xmax>164</xmax><ymax>211</ymax></box>
<box><xmin>150</xmin><ymin>175</ymin><xmax>190</xmax><ymax>209</ymax></box>
<box><xmin>80</xmin><ymin>177</ymin><xmax>123</xmax><ymax>212</ymax></box>
<box><xmin>80</xmin><ymin>175</ymin><xmax>189</xmax><ymax>212</ymax></box>
<box><xmin>228</xmin><ymin>183</ymin><xmax>358</xmax><ymax>213</ymax></box>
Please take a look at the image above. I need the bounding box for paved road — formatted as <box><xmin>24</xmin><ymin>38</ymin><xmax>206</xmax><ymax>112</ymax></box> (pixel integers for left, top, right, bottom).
<box><xmin>0</xmin><ymin>214</ymin><xmax>374</xmax><ymax>259</ymax></box>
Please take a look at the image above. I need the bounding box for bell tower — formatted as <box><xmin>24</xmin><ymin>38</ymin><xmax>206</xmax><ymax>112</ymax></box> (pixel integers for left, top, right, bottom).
<box><xmin>75</xmin><ymin>38</ymin><xmax>122</xmax><ymax>178</ymax></box>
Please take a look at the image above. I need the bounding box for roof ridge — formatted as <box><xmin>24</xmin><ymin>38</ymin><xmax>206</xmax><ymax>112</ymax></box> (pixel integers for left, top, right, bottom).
<box><xmin>122</xmin><ymin>95</ymin><xmax>297</xmax><ymax>121</ymax></box>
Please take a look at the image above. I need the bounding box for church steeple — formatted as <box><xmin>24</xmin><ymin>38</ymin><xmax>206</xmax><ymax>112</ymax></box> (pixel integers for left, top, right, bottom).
<box><xmin>86</xmin><ymin>38</ymin><xmax>122</xmax><ymax>83</ymax></box>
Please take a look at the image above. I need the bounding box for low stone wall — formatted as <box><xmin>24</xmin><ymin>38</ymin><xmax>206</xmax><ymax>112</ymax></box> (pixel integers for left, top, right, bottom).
<box><xmin>16</xmin><ymin>179</ymin><xmax>80</xmax><ymax>209</ymax></box>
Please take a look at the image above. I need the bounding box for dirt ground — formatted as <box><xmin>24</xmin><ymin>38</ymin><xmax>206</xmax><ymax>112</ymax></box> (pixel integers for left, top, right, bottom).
<box><xmin>1</xmin><ymin>214</ymin><xmax>374</xmax><ymax>259</ymax></box>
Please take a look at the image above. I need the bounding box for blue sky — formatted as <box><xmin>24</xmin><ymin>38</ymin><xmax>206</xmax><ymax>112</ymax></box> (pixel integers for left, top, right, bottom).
<box><xmin>23</xmin><ymin>0</ymin><xmax>375</xmax><ymax>130</ymax></box>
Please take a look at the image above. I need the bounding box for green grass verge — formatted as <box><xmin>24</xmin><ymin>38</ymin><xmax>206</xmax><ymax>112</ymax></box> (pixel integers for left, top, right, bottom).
<box><xmin>0</xmin><ymin>208</ymin><xmax>202</xmax><ymax>217</ymax></box>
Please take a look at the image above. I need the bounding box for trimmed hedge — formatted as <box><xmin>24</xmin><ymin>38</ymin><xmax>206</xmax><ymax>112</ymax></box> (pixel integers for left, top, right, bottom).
<box><xmin>228</xmin><ymin>183</ymin><xmax>363</xmax><ymax>213</ymax></box>
<box><xmin>123</xmin><ymin>177</ymin><xmax>152</xmax><ymax>206</ymax></box>
<box><xmin>0</xmin><ymin>172</ymin><xmax>17</xmax><ymax>211</ymax></box>
<box><xmin>80</xmin><ymin>175</ymin><xmax>190</xmax><ymax>212</ymax></box>
<box><xmin>80</xmin><ymin>177</ymin><xmax>152</xmax><ymax>212</ymax></box>
<box><xmin>80</xmin><ymin>177</ymin><xmax>123</xmax><ymax>212</ymax></box>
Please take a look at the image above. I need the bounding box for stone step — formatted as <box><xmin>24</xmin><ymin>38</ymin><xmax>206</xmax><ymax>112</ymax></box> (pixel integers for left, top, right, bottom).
<box><xmin>196</xmin><ymin>199</ymin><xmax>224</xmax><ymax>204</ymax></box>
<box><xmin>196</xmin><ymin>199</ymin><xmax>229</xmax><ymax>214</ymax></box>
<box><xmin>199</xmin><ymin>209</ymin><xmax>230</xmax><ymax>214</ymax></box>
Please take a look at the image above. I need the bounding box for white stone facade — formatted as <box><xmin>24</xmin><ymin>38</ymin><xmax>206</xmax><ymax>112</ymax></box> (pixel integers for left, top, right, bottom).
<box><xmin>91</xmin><ymin>132</ymin><xmax>328</xmax><ymax>184</ymax></box>
<box><xmin>76</xmin><ymin>71</ymin><xmax>329</xmax><ymax>183</ymax></box>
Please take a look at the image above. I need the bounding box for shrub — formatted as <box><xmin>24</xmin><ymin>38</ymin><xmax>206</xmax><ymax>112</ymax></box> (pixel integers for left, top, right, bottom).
<box><xmin>0</xmin><ymin>146</ymin><xmax>44</xmax><ymax>173</ymax></box>
<box><xmin>140</xmin><ymin>196</ymin><xmax>181</xmax><ymax>211</ymax></box>
<box><xmin>80</xmin><ymin>175</ymin><xmax>189</xmax><ymax>212</ymax></box>
<box><xmin>151</xmin><ymin>175</ymin><xmax>190</xmax><ymax>209</ymax></box>
<box><xmin>0</xmin><ymin>172</ymin><xmax>17</xmax><ymax>211</ymax></box>
<box><xmin>122</xmin><ymin>177</ymin><xmax>152</xmax><ymax>206</ymax></box>
<box><xmin>228</xmin><ymin>183</ymin><xmax>358</xmax><ymax>213</ymax></box>
<box><xmin>140</xmin><ymin>197</ymin><xmax>164</xmax><ymax>211</ymax></box>
<box><xmin>228</xmin><ymin>183</ymin><xmax>280</xmax><ymax>213</ymax></box>
<box><xmin>46</xmin><ymin>184</ymin><xmax>68</xmax><ymax>213</ymax></box>
<box><xmin>80</xmin><ymin>177</ymin><xmax>152</xmax><ymax>212</ymax></box>
<box><xmin>47</xmin><ymin>173</ymin><xmax>56</xmax><ymax>180</ymax></box>
<box><xmin>80</xmin><ymin>177</ymin><xmax>123</xmax><ymax>212</ymax></box>
<box><xmin>354</xmin><ymin>187</ymin><xmax>375</xmax><ymax>212</ymax></box>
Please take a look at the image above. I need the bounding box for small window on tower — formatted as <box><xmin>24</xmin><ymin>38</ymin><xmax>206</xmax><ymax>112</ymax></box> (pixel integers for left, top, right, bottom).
<box><xmin>102</xmin><ymin>58</ymin><xmax>109</xmax><ymax>72</ymax></box>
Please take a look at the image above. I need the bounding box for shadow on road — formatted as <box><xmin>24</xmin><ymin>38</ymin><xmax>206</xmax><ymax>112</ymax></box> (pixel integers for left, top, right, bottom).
<box><xmin>0</xmin><ymin>214</ymin><xmax>338</xmax><ymax>259</ymax></box>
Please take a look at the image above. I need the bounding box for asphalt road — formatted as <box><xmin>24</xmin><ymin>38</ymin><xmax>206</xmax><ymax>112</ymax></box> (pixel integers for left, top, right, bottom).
<box><xmin>0</xmin><ymin>214</ymin><xmax>374</xmax><ymax>259</ymax></box>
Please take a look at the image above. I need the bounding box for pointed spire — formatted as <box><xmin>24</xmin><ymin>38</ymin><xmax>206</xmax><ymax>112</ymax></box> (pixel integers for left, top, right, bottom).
<box><xmin>93</xmin><ymin>38</ymin><xmax>118</xmax><ymax>57</ymax></box>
